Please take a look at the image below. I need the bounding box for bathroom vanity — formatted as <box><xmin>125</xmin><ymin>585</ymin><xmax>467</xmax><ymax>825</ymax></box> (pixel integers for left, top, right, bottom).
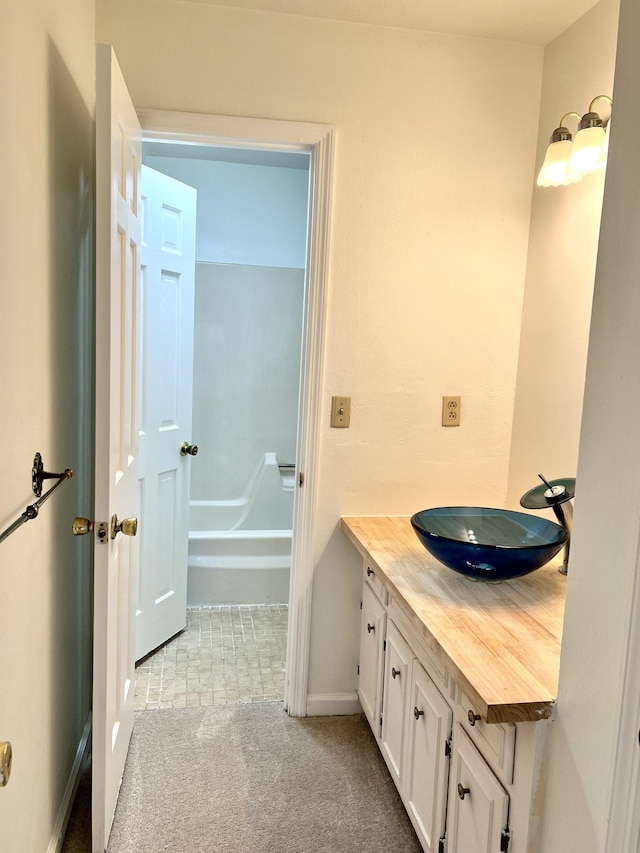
<box><xmin>342</xmin><ymin>516</ymin><xmax>566</xmax><ymax>853</ymax></box>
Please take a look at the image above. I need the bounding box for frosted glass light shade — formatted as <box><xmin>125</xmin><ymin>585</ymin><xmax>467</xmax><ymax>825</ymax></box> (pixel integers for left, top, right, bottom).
<box><xmin>537</xmin><ymin>139</ymin><xmax>582</xmax><ymax>187</ymax></box>
<box><xmin>569</xmin><ymin>125</ymin><xmax>606</xmax><ymax>176</ymax></box>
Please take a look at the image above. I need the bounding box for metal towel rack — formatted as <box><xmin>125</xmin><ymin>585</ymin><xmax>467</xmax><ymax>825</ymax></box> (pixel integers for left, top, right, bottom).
<box><xmin>0</xmin><ymin>453</ymin><xmax>73</xmax><ymax>544</ymax></box>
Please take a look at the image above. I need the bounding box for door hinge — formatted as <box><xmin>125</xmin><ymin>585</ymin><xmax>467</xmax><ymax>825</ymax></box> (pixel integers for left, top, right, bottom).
<box><xmin>444</xmin><ymin>734</ymin><xmax>453</xmax><ymax>757</ymax></box>
<box><xmin>298</xmin><ymin>472</ymin><xmax>304</xmax><ymax>487</ymax></box>
<box><xmin>360</xmin><ymin>600</ymin><xmax>363</xmax><ymax>610</ymax></box>
<box><xmin>357</xmin><ymin>664</ymin><xmax>360</xmax><ymax>675</ymax></box>
<box><xmin>383</xmin><ymin>639</ymin><xmax>387</xmax><ymax>651</ymax></box>
<box><xmin>501</xmin><ymin>829</ymin><xmax>511</xmax><ymax>852</ymax></box>
<box><xmin>438</xmin><ymin>835</ymin><xmax>446</xmax><ymax>853</ymax></box>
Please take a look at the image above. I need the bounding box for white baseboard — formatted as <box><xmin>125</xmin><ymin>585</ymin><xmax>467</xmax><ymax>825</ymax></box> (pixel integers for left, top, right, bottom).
<box><xmin>47</xmin><ymin>713</ymin><xmax>92</xmax><ymax>853</ymax></box>
<box><xmin>306</xmin><ymin>692</ymin><xmax>362</xmax><ymax>716</ymax></box>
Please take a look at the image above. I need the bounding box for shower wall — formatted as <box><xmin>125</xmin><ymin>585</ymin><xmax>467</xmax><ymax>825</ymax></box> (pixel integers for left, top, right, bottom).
<box><xmin>143</xmin><ymin>153</ymin><xmax>310</xmax><ymax>504</ymax></box>
<box><xmin>191</xmin><ymin>261</ymin><xmax>304</xmax><ymax>502</ymax></box>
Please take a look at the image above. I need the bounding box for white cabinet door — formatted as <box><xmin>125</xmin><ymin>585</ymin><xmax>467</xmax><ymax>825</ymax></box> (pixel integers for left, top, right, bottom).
<box><xmin>94</xmin><ymin>43</ymin><xmax>141</xmax><ymax>852</ymax></box>
<box><xmin>404</xmin><ymin>659</ymin><xmax>453</xmax><ymax>852</ymax></box>
<box><xmin>135</xmin><ymin>165</ymin><xmax>197</xmax><ymax>661</ymax></box>
<box><xmin>380</xmin><ymin>621</ymin><xmax>412</xmax><ymax>786</ymax></box>
<box><xmin>446</xmin><ymin>726</ymin><xmax>509</xmax><ymax>853</ymax></box>
<box><xmin>359</xmin><ymin>581</ymin><xmax>386</xmax><ymax>736</ymax></box>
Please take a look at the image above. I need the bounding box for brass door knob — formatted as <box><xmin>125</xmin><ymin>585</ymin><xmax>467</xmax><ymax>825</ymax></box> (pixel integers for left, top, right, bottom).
<box><xmin>180</xmin><ymin>442</ymin><xmax>199</xmax><ymax>457</ymax></box>
<box><xmin>0</xmin><ymin>742</ymin><xmax>12</xmax><ymax>787</ymax></box>
<box><xmin>111</xmin><ymin>514</ymin><xmax>138</xmax><ymax>539</ymax></box>
<box><xmin>72</xmin><ymin>517</ymin><xmax>109</xmax><ymax>543</ymax></box>
<box><xmin>72</xmin><ymin>517</ymin><xmax>93</xmax><ymax>536</ymax></box>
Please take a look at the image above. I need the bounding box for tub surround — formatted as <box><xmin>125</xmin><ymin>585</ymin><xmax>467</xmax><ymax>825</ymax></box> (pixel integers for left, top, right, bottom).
<box><xmin>341</xmin><ymin>515</ymin><xmax>566</xmax><ymax>724</ymax></box>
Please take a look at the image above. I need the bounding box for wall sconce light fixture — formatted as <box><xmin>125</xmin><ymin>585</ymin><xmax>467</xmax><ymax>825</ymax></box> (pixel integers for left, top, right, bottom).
<box><xmin>537</xmin><ymin>95</ymin><xmax>612</xmax><ymax>188</ymax></box>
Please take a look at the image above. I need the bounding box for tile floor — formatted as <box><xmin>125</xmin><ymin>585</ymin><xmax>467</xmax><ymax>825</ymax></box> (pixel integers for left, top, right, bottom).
<box><xmin>134</xmin><ymin>604</ymin><xmax>288</xmax><ymax>710</ymax></box>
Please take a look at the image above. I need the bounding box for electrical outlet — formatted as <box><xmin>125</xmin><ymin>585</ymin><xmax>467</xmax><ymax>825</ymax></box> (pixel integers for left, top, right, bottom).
<box><xmin>442</xmin><ymin>395</ymin><xmax>461</xmax><ymax>427</ymax></box>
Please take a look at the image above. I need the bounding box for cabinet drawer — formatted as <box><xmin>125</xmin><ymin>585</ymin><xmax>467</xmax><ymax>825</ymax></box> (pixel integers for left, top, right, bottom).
<box><xmin>363</xmin><ymin>560</ymin><xmax>387</xmax><ymax>605</ymax></box>
<box><xmin>457</xmin><ymin>690</ymin><xmax>515</xmax><ymax>784</ymax></box>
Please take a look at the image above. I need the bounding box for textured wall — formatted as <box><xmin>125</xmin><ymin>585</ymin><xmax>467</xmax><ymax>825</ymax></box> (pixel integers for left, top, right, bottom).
<box><xmin>507</xmin><ymin>0</ymin><xmax>620</xmax><ymax>511</ymax></box>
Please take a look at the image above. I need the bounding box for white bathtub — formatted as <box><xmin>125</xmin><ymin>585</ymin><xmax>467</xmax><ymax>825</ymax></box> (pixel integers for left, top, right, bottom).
<box><xmin>187</xmin><ymin>453</ymin><xmax>293</xmax><ymax>605</ymax></box>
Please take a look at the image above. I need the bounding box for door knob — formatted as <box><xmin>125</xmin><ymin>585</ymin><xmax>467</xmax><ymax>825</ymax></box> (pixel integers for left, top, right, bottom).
<box><xmin>111</xmin><ymin>514</ymin><xmax>138</xmax><ymax>539</ymax></box>
<box><xmin>0</xmin><ymin>742</ymin><xmax>12</xmax><ymax>787</ymax></box>
<box><xmin>72</xmin><ymin>517</ymin><xmax>109</xmax><ymax>544</ymax></box>
<box><xmin>180</xmin><ymin>442</ymin><xmax>198</xmax><ymax>457</ymax></box>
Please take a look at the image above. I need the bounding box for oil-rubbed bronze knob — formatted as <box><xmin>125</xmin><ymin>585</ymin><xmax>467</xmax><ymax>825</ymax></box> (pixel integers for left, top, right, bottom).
<box><xmin>458</xmin><ymin>783</ymin><xmax>471</xmax><ymax>801</ymax></box>
<box><xmin>468</xmin><ymin>710</ymin><xmax>481</xmax><ymax>727</ymax></box>
<box><xmin>367</xmin><ymin>623</ymin><xmax>375</xmax><ymax>634</ymax></box>
<box><xmin>180</xmin><ymin>442</ymin><xmax>199</xmax><ymax>457</ymax></box>
<box><xmin>391</xmin><ymin>667</ymin><xmax>400</xmax><ymax>679</ymax></box>
<box><xmin>111</xmin><ymin>514</ymin><xmax>138</xmax><ymax>540</ymax></box>
<box><xmin>414</xmin><ymin>707</ymin><xmax>424</xmax><ymax>720</ymax></box>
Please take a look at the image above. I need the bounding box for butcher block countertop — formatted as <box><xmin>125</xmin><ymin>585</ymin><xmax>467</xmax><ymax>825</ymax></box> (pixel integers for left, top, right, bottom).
<box><xmin>342</xmin><ymin>515</ymin><xmax>567</xmax><ymax>725</ymax></box>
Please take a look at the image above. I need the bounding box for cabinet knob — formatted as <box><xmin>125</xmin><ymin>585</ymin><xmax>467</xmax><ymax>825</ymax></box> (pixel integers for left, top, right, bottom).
<box><xmin>391</xmin><ymin>667</ymin><xmax>400</xmax><ymax>680</ymax></box>
<box><xmin>413</xmin><ymin>707</ymin><xmax>424</xmax><ymax>720</ymax></box>
<box><xmin>367</xmin><ymin>623</ymin><xmax>375</xmax><ymax>634</ymax></box>
<box><xmin>367</xmin><ymin>567</ymin><xmax>375</xmax><ymax>577</ymax></box>
<box><xmin>457</xmin><ymin>783</ymin><xmax>471</xmax><ymax>801</ymax></box>
<box><xmin>468</xmin><ymin>710</ymin><xmax>481</xmax><ymax>727</ymax></box>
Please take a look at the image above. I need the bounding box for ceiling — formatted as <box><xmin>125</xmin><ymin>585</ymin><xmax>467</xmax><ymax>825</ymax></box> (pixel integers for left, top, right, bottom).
<box><xmin>178</xmin><ymin>0</ymin><xmax>601</xmax><ymax>46</ymax></box>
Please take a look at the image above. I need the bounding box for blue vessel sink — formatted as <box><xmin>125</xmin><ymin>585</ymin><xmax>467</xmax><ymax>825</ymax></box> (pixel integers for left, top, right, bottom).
<box><xmin>410</xmin><ymin>506</ymin><xmax>568</xmax><ymax>581</ymax></box>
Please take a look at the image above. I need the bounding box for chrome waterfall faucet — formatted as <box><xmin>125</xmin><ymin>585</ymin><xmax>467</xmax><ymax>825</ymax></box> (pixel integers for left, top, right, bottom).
<box><xmin>520</xmin><ymin>474</ymin><xmax>575</xmax><ymax>575</ymax></box>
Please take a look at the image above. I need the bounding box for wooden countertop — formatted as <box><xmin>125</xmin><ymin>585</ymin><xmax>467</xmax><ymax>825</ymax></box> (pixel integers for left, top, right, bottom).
<box><xmin>342</xmin><ymin>516</ymin><xmax>567</xmax><ymax>724</ymax></box>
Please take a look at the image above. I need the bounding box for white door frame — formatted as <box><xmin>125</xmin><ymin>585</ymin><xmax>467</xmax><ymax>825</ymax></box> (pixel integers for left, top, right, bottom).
<box><xmin>137</xmin><ymin>108</ymin><xmax>334</xmax><ymax>717</ymax></box>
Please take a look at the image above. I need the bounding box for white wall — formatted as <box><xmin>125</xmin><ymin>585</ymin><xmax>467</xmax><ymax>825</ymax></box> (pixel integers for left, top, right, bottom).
<box><xmin>97</xmin><ymin>0</ymin><xmax>543</xmax><ymax>702</ymax></box>
<box><xmin>507</xmin><ymin>0</ymin><xmax>620</xmax><ymax>510</ymax></box>
<box><xmin>0</xmin><ymin>0</ymin><xmax>94</xmax><ymax>849</ymax></box>
<box><xmin>145</xmin><ymin>155</ymin><xmax>309</xmax><ymax>267</ymax></box>
<box><xmin>539</xmin><ymin>0</ymin><xmax>640</xmax><ymax>847</ymax></box>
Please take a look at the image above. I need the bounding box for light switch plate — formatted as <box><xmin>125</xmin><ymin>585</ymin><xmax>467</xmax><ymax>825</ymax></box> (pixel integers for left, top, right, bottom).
<box><xmin>331</xmin><ymin>395</ymin><xmax>351</xmax><ymax>428</ymax></box>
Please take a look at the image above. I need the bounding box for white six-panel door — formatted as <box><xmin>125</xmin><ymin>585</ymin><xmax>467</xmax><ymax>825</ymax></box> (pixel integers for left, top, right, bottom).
<box><xmin>135</xmin><ymin>165</ymin><xmax>197</xmax><ymax>661</ymax></box>
<box><xmin>94</xmin><ymin>44</ymin><xmax>142</xmax><ymax>852</ymax></box>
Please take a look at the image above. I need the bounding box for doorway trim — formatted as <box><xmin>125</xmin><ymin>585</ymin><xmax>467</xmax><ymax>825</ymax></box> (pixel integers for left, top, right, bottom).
<box><xmin>137</xmin><ymin>109</ymin><xmax>334</xmax><ymax>717</ymax></box>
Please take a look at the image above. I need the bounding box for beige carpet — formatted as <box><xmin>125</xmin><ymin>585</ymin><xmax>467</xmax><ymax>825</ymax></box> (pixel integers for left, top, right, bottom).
<box><xmin>107</xmin><ymin>703</ymin><xmax>422</xmax><ymax>852</ymax></box>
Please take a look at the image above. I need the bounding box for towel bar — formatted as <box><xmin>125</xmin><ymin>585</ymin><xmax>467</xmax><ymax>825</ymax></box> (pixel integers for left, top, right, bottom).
<box><xmin>0</xmin><ymin>453</ymin><xmax>73</xmax><ymax>544</ymax></box>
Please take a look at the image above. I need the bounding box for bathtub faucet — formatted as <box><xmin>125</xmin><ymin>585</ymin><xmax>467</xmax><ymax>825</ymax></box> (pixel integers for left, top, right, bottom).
<box><xmin>520</xmin><ymin>474</ymin><xmax>576</xmax><ymax>575</ymax></box>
